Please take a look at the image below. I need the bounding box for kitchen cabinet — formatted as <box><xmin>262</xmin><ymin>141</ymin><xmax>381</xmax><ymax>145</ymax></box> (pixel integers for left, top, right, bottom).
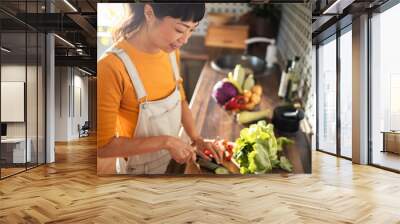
<box><xmin>204</xmin><ymin>25</ymin><xmax>249</xmax><ymax>61</ymax></box>
<box><xmin>205</xmin><ymin>25</ymin><xmax>249</xmax><ymax>50</ymax></box>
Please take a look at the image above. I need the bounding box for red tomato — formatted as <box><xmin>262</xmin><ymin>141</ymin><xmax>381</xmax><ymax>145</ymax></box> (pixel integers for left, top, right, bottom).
<box><xmin>226</xmin><ymin>144</ymin><xmax>233</xmax><ymax>152</ymax></box>
<box><xmin>224</xmin><ymin>150</ymin><xmax>232</xmax><ymax>162</ymax></box>
<box><xmin>203</xmin><ymin>148</ymin><xmax>213</xmax><ymax>158</ymax></box>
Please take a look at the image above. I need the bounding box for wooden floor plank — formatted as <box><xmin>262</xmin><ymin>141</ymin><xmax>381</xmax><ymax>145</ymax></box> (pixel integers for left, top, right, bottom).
<box><xmin>0</xmin><ymin>135</ymin><xmax>399</xmax><ymax>223</ymax></box>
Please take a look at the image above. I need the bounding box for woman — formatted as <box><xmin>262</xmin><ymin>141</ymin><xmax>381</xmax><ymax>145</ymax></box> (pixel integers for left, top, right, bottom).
<box><xmin>97</xmin><ymin>3</ymin><xmax>222</xmax><ymax>174</ymax></box>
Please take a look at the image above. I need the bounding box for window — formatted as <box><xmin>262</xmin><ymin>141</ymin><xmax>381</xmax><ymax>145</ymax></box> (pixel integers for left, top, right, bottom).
<box><xmin>370</xmin><ymin>2</ymin><xmax>400</xmax><ymax>171</ymax></box>
<box><xmin>316</xmin><ymin>26</ymin><xmax>353</xmax><ymax>159</ymax></box>
<box><xmin>317</xmin><ymin>36</ymin><xmax>337</xmax><ymax>154</ymax></box>
<box><xmin>0</xmin><ymin>1</ymin><xmax>47</xmax><ymax>179</ymax></box>
<box><xmin>339</xmin><ymin>28</ymin><xmax>352</xmax><ymax>158</ymax></box>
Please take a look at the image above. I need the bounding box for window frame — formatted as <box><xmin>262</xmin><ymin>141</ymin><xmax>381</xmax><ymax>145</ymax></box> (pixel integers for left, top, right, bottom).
<box><xmin>315</xmin><ymin>23</ymin><xmax>353</xmax><ymax>161</ymax></box>
<box><xmin>367</xmin><ymin>0</ymin><xmax>400</xmax><ymax>173</ymax></box>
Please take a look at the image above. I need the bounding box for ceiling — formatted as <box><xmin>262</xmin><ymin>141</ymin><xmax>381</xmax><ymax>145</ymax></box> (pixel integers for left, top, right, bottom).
<box><xmin>312</xmin><ymin>0</ymin><xmax>390</xmax><ymax>43</ymax></box>
<box><xmin>0</xmin><ymin>0</ymin><xmax>97</xmax><ymax>75</ymax></box>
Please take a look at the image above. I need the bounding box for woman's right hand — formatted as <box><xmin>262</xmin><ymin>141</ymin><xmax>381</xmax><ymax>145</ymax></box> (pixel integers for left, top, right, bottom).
<box><xmin>165</xmin><ymin>136</ymin><xmax>196</xmax><ymax>164</ymax></box>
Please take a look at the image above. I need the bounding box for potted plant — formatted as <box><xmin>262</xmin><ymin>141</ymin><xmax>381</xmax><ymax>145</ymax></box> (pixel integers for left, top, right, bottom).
<box><xmin>249</xmin><ymin>4</ymin><xmax>281</xmax><ymax>38</ymax></box>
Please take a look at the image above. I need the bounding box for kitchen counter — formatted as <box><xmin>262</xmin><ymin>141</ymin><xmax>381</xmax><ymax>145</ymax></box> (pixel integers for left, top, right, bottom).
<box><xmin>178</xmin><ymin>62</ymin><xmax>311</xmax><ymax>174</ymax></box>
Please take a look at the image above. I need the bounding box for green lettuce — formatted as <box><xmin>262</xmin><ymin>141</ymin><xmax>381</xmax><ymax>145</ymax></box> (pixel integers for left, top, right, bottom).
<box><xmin>233</xmin><ymin>120</ymin><xmax>294</xmax><ymax>174</ymax></box>
<box><xmin>277</xmin><ymin>137</ymin><xmax>294</xmax><ymax>152</ymax></box>
<box><xmin>279</xmin><ymin>156</ymin><xmax>293</xmax><ymax>172</ymax></box>
<box><xmin>248</xmin><ymin>143</ymin><xmax>272</xmax><ymax>173</ymax></box>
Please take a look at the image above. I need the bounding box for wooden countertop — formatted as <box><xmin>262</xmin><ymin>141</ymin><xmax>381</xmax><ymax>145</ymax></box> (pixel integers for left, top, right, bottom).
<box><xmin>179</xmin><ymin>62</ymin><xmax>311</xmax><ymax>175</ymax></box>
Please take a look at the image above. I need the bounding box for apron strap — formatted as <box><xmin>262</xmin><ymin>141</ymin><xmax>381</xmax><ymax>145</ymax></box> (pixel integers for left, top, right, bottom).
<box><xmin>168</xmin><ymin>51</ymin><xmax>182</xmax><ymax>83</ymax></box>
<box><xmin>107</xmin><ymin>47</ymin><xmax>180</xmax><ymax>101</ymax></box>
<box><xmin>107</xmin><ymin>47</ymin><xmax>147</xmax><ymax>101</ymax></box>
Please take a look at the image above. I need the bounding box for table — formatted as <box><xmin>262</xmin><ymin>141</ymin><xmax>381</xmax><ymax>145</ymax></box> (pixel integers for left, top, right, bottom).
<box><xmin>381</xmin><ymin>131</ymin><xmax>400</xmax><ymax>154</ymax></box>
<box><xmin>1</xmin><ymin>138</ymin><xmax>32</xmax><ymax>165</ymax></box>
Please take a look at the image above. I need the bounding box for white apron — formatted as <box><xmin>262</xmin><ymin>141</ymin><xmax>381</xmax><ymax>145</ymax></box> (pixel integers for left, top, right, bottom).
<box><xmin>109</xmin><ymin>47</ymin><xmax>182</xmax><ymax>174</ymax></box>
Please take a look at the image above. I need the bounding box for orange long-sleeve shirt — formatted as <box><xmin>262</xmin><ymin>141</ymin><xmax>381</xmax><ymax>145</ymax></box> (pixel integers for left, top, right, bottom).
<box><xmin>97</xmin><ymin>39</ymin><xmax>186</xmax><ymax>149</ymax></box>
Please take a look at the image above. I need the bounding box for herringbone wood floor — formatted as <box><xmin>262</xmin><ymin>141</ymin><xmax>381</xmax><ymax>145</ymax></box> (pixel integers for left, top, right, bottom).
<box><xmin>0</xmin><ymin>135</ymin><xmax>399</xmax><ymax>224</ymax></box>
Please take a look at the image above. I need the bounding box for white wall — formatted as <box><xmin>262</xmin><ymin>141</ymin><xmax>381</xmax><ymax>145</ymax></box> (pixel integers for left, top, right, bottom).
<box><xmin>1</xmin><ymin>64</ymin><xmax>46</xmax><ymax>164</ymax></box>
<box><xmin>55</xmin><ymin>66</ymin><xmax>69</xmax><ymax>141</ymax></box>
<box><xmin>54</xmin><ymin>67</ymin><xmax>89</xmax><ymax>141</ymax></box>
<box><xmin>72</xmin><ymin>72</ymin><xmax>89</xmax><ymax>138</ymax></box>
<box><xmin>1</xmin><ymin>65</ymin><xmax>35</xmax><ymax>138</ymax></box>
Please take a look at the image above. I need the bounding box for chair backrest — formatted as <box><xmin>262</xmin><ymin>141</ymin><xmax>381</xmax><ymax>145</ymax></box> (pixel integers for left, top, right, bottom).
<box><xmin>82</xmin><ymin>121</ymin><xmax>90</xmax><ymax>129</ymax></box>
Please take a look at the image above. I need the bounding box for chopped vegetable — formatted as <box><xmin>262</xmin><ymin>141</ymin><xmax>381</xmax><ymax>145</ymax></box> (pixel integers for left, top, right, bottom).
<box><xmin>277</xmin><ymin>137</ymin><xmax>294</xmax><ymax>152</ymax></box>
<box><xmin>240</xmin><ymin>167</ymin><xmax>249</xmax><ymax>174</ymax></box>
<box><xmin>197</xmin><ymin>158</ymin><xmax>230</xmax><ymax>174</ymax></box>
<box><xmin>243</xmin><ymin>90</ymin><xmax>252</xmax><ymax>98</ymax></box>
<box><xmin>250</xmin><ymin>94</ymin><xmax>261</xmax><ymax>105</ymax></box>
<box><xmin>248</xmin><ymin>143</ymin><xmax>272</xmax><ymax>173</ymax></box>
<box><xmin>224</xmin><ymin>147</ymin><xmax>233</xmax><ymax>162</ymax></box>
<box><xmin>203</xmin><ymin>148</ymin><xmax>214</xmax><ymax>158</ymax></box>
<box><xmin>233</xmin><ymin>120</ymin><xmax>294</xmax><ymax>174</ymax></box>
<box><xmin>224</xmin><ymin>153</ymin><xmax>232</xmax><ymax>162</ymax></box>
<box><xmin>243</xmin><ymin>74</ymin><xmax>255</xmax><ymax>91</ymax></box>
<box><xmin>251</xmin><ymin>85</ymin><xmax>263</xmax><ymax>95</ymax></box>
<box><xmin>224</xmin><ymin>95</ymin><xmax>247</xmax><ymax>111</ymax></box>
<box><xmin>197</xmin><ymin>158</ymin><xmax>218</xmax><ymax>170</ymax></box>
<box><xmin>244</xmin><ymin>102</ymin><xmax>256</xmax><ymax>111</ymax></box>
<box><xmin>226</xmin><ymin>144</ymin><xmax>233</xmax><ymax>152</ymax></box>
<box><xmin>279</xmin><ymin>156</ymin><xmax>293</xmax><ymax>172</ymax></box>
<box><xmin>241</xmin><ymin>85</ymin><xmax>262</xmax><ymax>111</ymax></box>
<box><xmin>227</xmin><ymin>73</ymin><xmax>243</xmax><ymax>94</ymax></box>
<box><xmin>218</xmin><ymin>141</ymin><xmax>233</xmax><ymax>162</ymax></box>
<box><xmin>215</xmin><ymin>167</ymin><xmax>230</xmax><ymax>174</ymax></box>
<box><xmin>212</xmin><ymin>80</ymin><xmax>239</xmax><ymax>105</ymax></box>
<box><xmin>236</xmin><ymin>109</ymin><xmax>271</xmax><ymax>125</ymax></box>
<box><xmin>213</xmin><ymin>64</ymin><xmax>263</xmax><ymax>112</ymax></box>
<box><xmin>233</xmin><ymin>64</ymin><xmax>246</xmax><ymax>89</ymax></box>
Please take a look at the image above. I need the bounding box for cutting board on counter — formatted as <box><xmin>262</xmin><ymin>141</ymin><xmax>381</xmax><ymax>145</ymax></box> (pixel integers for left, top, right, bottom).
<box><xmin>185</xmin><ymin>141</ymin><xmax>302</xmax><ymax>175</ymax></box>
<box><xmin>205</xmin><ymin>25</ymin><xmax>249</xmax><ymax>50</ymax></box>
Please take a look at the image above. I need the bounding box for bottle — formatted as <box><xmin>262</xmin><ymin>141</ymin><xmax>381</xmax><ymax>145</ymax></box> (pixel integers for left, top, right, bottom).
<box><xmin>290</xmin><ymin>56</ymin><xmax>301</xmax><ymax>100</ymax></box>
<box><xmin>278</xmin><ymin>60</ymin><xmax>292</xmax><ymax>98</ymax></box>
<box><xmin>285</xmin><ymin>58</ymin><xmax>297</xmax><ymax>101</ymax></box>
<box><xmin>286</xmin><ymin>56</ymin><xmax>300</xmax><ymax>102</ymax></box>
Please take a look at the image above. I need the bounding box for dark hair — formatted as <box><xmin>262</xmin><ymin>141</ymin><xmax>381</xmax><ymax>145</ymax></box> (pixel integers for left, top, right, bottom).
<box><xmin>113</xmin><ymin>3</ymin><xmax>205</xmax><ymax>41</ymax></box>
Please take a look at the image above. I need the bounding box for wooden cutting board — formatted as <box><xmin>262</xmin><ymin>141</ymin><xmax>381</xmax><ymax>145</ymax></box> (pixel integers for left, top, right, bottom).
<box><xmin>205</xmin><ymin>25</ymin><xmax>249</xmax><ymax>50</ymax></box>
<box><xmin>184</xmin><ymin>140</ymin><xmax>299</xmax><ymax>175</ymax></box>
<box><xmin>185</xmin><ymin>158</ymin><xmax>240</xmax><ymax>174</ymax></box>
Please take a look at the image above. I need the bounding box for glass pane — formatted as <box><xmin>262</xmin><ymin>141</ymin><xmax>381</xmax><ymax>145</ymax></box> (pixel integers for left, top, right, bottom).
<box><xmin>371</xmin><ymin>3</ymin><xmax>400</xmax><ymax>171</ymax></box>
<box><xmin>26</xmin><ymin>0</ymin><xmax>39</xmax><ymax>169</ymax></box>
<box><xmin>38</xmin><ymin>32</ymin><xmax>45</xmax><ymax>165</ymax></box>
<box><xmin>317</xmin><ymin>37</ymin><xmax>337</xmax><ymax>154</ymax></box>
<box><xmin>27</xmin><ymin>31</ymin><xmax>38</xmax><ymax>169</ymax></box>
<box><xmin>339</xmin><ymin>29</ymin><xmax>352</xmax><ymax>158</ymax></box>
<box><xmin>1</xmin><ymin>30</ymin><xmax>27</xmax><ymax>177</ymax></box>
<box><xmin>311</xmin><ymin>45</ymin><xmax>317</xmax><ymax>151</ymax></box>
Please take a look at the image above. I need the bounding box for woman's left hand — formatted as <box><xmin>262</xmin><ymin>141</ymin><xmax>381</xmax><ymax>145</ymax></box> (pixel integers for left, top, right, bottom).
<box><xmin>192</xmin><ymin>138</ymin><xmax>223</xmax><ymax>164</ymax></box>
